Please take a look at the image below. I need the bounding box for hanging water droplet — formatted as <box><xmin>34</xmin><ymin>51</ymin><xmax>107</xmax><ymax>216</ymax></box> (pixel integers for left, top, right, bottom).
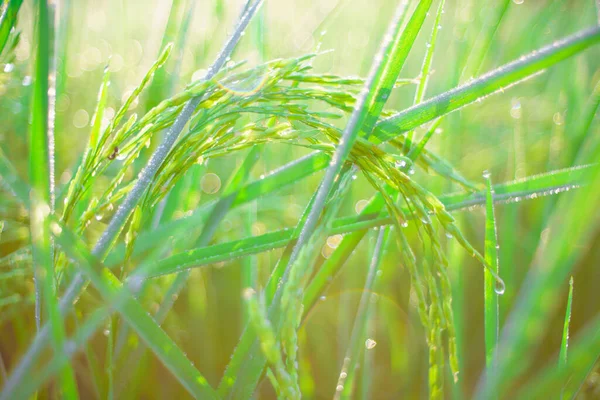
<box><xmin>482</xmin><ymin>170</ymin><xmax>491</xmax><ymax>179</ymax></box>
<box><xmin>510</xmin><ymin>100</ymin><xmax>522</xmax><ymax>119</ymax></box>
<box><xmin>494</xmin><ymin>278</ymin><xmax>506</xmax><ymax>295</ymax></box>
<box><xmin>365</xmin><ymin>338</ymin><xmax>377</xmax><ymax>350</ymax></box>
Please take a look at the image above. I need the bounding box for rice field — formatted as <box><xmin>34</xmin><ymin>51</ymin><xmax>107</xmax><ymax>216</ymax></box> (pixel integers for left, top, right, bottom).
<box><xmin>1</xmin><ymin>0</ymin><xmax>600</xmax><ymax>398</ymax></box>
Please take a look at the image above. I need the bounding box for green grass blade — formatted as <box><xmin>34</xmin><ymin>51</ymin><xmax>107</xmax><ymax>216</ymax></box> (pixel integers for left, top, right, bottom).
<box><xmin>483</xmin><ymin>172</ymin><xmax>500</xmax><ymax>370</ymax></box>
<box><xmin>460</xmin><ymin>0</ymin><xmax>511</xmax><ymax>80</ymax></box>
<box><xmin>374</xmin><ymin>26</ymin><xmax>600</xmax><ymax>143</ymax></box>
<box><xmin>474</xmin><ymin>159</ymin><xmax>600</xmax><ymax>398</ymax></box>
<box><xmin>51</xmin><ymin>222</ymin><xmax>218</xmax><ymax>399</ymax></box>
<box><xmin>143</xmin><ymin>165</ymin><xmax>589</xmax><ymax>279</ymax></box>
<box><xmin>405</xmin><ymin>0</ymin><xmax>445</xmax><ymax>152</ymax></box>
<box><xmin>514</xmin><ymin>311</ymin><xmax>600</xmax><ymax>399</ymax></box>
<box><xmin>29</xmin><ymin>1</ymin><xmax>78</xmax><ymax>397</ymax></box>
<box><xmin>559</xmin><ymin>276</ymin><xmax>574</xmax><ymax>367</ymax></box>
<box><xmin>0</xmin><ymin>0</ymin><xmax>22</xmax><ymax>55</ymax></box>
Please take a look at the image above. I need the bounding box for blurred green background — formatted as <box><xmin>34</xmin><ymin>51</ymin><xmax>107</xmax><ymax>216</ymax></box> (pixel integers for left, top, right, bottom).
<box><xmin>1</xmin><ymin>0</ymin><xmax>600</xmax><ymax>398</ymax></box>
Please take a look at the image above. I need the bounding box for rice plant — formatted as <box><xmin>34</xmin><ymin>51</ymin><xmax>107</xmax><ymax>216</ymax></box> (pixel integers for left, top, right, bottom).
<box><xmin>1</xmin><ymin>0</ymin><xmax>599</xmax><ymax>398</ymax></box>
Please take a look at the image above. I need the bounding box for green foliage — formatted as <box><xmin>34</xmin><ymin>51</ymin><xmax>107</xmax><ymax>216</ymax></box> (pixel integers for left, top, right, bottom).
<box><xmin>1</xmin><ymin>0</ymin><xmax>600</xmax><ymax>399</ymax></box>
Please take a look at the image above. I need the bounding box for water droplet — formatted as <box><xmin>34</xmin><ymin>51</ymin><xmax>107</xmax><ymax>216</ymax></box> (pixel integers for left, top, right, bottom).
<box><xmin>512</xmin><ymin>0</ymin><xmax>524</xmax><ymax>4</ymax></box>
<box><xmin>340</xmin><ymin>372</ymin><xmax>347</xmax><ymax>379</ymax></box>
<box><xmin>494</xmin><ymin>279</ymin><xmax>506</xmax><ymax>295</ymax></box>
<box><xmin>401</xmin><ymin>221</ymin><xmax>409</xmax><ymax>228</ymax></box>
<box><xmin>103</xmin><ymin>329</ymin><xmax>110</xmax><ymax>336</ymax></box>
<box><xmin>482</xmin><ymin>170</ymin><xmax>491</xmax><ymax>179</ymax></box>
<box><xmin>336</xmin><ymin>385</ymin><xmax>344</xmax><ymax>392</ymax></box>
<box><xmin>352</xmin><ymin>175</ymin><xmax>357</xmax><ymax>180</ymax></box>
<box><xmin>22</xmin><ymin>76</ymin><xmax>32</xmax><ymax>86</ymax></box>
<box><xmin>408</xmin><ymin>168</ymin><xmax>415</xmax><ymax>175</ymax></box>
<box><xmin>4</xmin><ymin>63</ymin><xmax>14</xmax><ymax>73</ymax></box>
<box><xmin>365</xmin><ymin>338</ymin><xmax>377</xmax><ymax>350</ymax></box>
<box><xmin>445</xmin><ymin>232</ymin><xmax>453</xmax><ymax>239</ymax></box>
<box><xmin>95</xmin><ymin>214</ymin><xmax>103</xmax><ymax>221</ymax></box>
<box><xmin>320</xmin><ymin>296</ymin><xmax>326</xmax><ymax>301</ymax></box>
<box><xmin>395</xmin><ymin>160</ymin><xmax>407</xmax><ymax>168</ymax></box>
<box><xmin>510</xmin><ymin>100</ymin><xmax>522</xmax><ymax>119</ymax></box>
<box><xmin>553</xmin><ymin>112</ymin><xmax>564</xmax><ymax>125</ymax></box>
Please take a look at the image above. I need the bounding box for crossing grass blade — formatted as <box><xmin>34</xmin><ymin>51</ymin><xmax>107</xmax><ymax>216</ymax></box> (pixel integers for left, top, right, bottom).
<box><xmin>0</xmin><ymin>2</ymin><xmax>264</xmax><ymax>398</ymax></box>
<box><xmin>405</xmin><ymin>0</ymin><xmax>445</xmax><ymax>153</ymax></box>
<box><xmin>117</xmin><ymin>164</ymin><xmax>592</xmax><ymax>279</ymax></box>
<box><xmin>374</xmin><ymin>26</ymin><xmax>600</xmax><ymax>143</ymax></box>
<box><xmin>50</xmin><ymin>221</ymin><xmax>219</xmax><ymax>400</ymax></box>
<box><xmin>218</xmin><ymin>2</ymin><xmax>439</xmax><ymax>395</ymax></box>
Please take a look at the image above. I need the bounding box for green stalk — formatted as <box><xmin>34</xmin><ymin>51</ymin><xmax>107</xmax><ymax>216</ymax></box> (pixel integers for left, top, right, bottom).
<box><xmin>483</xmin><ymin>172</ymin><xmax>500</xmax><ymax>370</ymax></box>
<box><xmin>405</xmin><ymin>0</ymin><xmax>445</xmax><ymax>153</ymax></box>
<box><xmin>29</xmin><ymin>0</ymin><xmax>78</xmax><ymax>397</ymax></box>
<box><xmin>558</xmin><ymin>277</ymin><xmax>574</xmax><ymax>399</ymax></box>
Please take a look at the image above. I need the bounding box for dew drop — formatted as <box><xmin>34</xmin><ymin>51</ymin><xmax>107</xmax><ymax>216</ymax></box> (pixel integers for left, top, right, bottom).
<box><xmin>482</xmin><ymin>170</ymin><xmax>491</xmax><ymax>179</ymax></box>
<box><xmin>445</xmin><ymin>232</ymin><xmax>453</xmax><ymax>239</ymax></box>
<box><xmin>510</xmin><ymin>100</ymin><xmax>522</xmax><ymax>119</ymax></box>
<box><xmin>365</xmin><ymin>338</ymin><xmax>377</xmax><ymax>349</ymax></box>
<box><xmin>494</xmin><ymin>278</ymin><xmax>506</xmax><ymax>295</ymax></box>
